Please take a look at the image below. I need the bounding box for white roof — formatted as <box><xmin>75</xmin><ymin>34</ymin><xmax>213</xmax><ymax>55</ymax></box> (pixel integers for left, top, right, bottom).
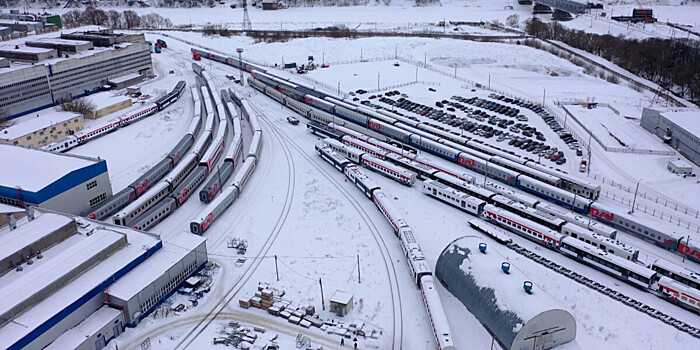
<box><xmin>330</xmin><ymin>290</ymin><xmax>353</xmax><ymax>304</ymax></box>
<box><xmin>83</xmin><ymin>91</ymin><xmax>131</xmax><ymax>109</ymax></box>
<box><xmin>0</xmin><ymin>45</ymin><xmax>54</xmax><ymax>54</ymax></box>
<box><xmin>0</xmin><ymin>108</ymin><xmax>81</xmax><ymax>140</ymax></box>
<box><xmin>662</xmin><ymin>109</ymin><xmax>700</xmax><ymax>137</ymax></box>
<box><xmin>0</xmin><ymin>216</ymin><xmax>160</xmax><ymax>350</ymax></box>
<box><xmin>0</xmin><ymin>144</ymin><xmax>97</xmax><ymax>192</ymax></box>
<box><xmin>0</xmin><ymin>202</ymin><xmax>23</xmax><ymax>214</ymax></box>
<box><xmin>668</xmin><ymin>159</ymin><xmax>693</xmax><ymax>169</ymax></box>
<box><xmin>109</xmin><ymin>72</ymin><xmax>141</xmax><ymax>84</ymax></box>
<box><xmin>29</xmin><ymin>37</ymin><xmax>92</xmax><ymax>46</ymax></box>
<box><xmin>453</xmin><ymin>235</ymin><xmax>563</xmax><ymax>321</ymax></box>
<box><xmin>44</xmin><ymin>306</ymin><xmax>122</xmax><ymax>350</ymax></box>
<box><xmin>0</xmin><ymin>212</ymin><xmax>72</xmax><ymax>264</ymax></box>
<box><xmin>107</xmin><ymin>233</ymin><xmax>206</xmax><ymax>301</ymax></box>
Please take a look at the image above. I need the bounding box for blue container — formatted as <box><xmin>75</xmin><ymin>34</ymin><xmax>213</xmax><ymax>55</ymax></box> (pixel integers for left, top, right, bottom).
<box><xmin>478</xmin><ymin>243</ymin><xmax>487</xmax><ymax>253</ymax></box>
<box><xmin>501</xmin><ymin>262</ymin><xmax>511</xmax><ymax>273</ymax></box>
<box><xmin>524</xmin><ymin>281</ymin><xmax>533</xmax><ymax>293</ymax></box>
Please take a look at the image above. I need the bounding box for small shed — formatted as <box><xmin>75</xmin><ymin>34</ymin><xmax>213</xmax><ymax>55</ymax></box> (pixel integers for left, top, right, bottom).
<box><xmin>667</xmin><ymin>159</ymin><xmax>693</xmax><ymax>175</ymax></box>
<box><xmin>329</xmin><ymin>290</ymin><xmax>353</xmax><ymax>317</ymax></box>
<box><xmin>262</xmin><ymin>0</ymin><xmax>278</xmax><ymax>10</ymax></box>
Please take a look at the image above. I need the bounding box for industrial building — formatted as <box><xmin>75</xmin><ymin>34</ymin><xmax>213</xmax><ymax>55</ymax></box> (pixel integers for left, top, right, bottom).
<box><xmin>0</xmin><ymin>108</ymin><xmax>83</xmax><ymax>147</ymax></box>
<box><xmin>25</xmin><ymin>37</ymin><xmax>94</xmax><ymax>54</ymax></box>
<box><xmin>667</xmin><ymin>159</ymin><xmax>693</xmax><ymax>175</ymax></box>
<box><xmin>0</xmin><ymin>28</ymin><xmax>152</xmax><ymax>120</ymax></box>
<box><xmin>435</xmin><ymin>236</ymin><xmax>577</xmax><ymax>350</ymax></box>
<box><xmin>107</xmin><ymin>72</ymin><xmax>143</xmax><ymax>90</ymax></box>
<box><xmin>0</xmin><ymin>19</ymin><xmax>43</xmax><ymax>33</ymax></box>
<box><xmin>0</xmin><ymin>144</ymin><xmax>112</xmax><ymax>214</ymax></box>
<box><xmin>0</xmin><ymin>207</ymin><xmax>208</xmax><ymax>350</ymax></box>
<box><xmin>641</xmin><ymin>107</ymin><xmax>700</xmax><ymax>166</ymax></box>
<box><xmin>0</xmin><ymin>26</ymin><xmax>10</xmax><ymax>37</ymax></box>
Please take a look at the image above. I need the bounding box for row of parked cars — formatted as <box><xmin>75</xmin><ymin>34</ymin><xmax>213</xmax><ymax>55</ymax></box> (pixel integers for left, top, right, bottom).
<box><xmin>488</xmin><ymin>93</ymin><xmax>583</xmax><ymax>155</ymax></box>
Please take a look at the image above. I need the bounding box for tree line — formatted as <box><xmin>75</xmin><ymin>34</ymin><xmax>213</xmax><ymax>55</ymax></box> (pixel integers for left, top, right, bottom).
<box><xmin>61</xmin><ymin>7</ymin><xmax>173</xmax><ymax>28</ymax></box>
<box><xmin>524</xmin><ymin>18</ymin><xmax>700</xmax><ymax>103</ymax></box>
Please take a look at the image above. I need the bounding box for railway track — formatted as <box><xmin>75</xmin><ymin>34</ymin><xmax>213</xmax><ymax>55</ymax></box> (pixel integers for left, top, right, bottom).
<box><xmin>505</xmin><ymin>242</ymin><xmax>700</xmax><ymax>339</ymax></box>
<box><xmin>173</xmin><ymin>108</ymin><xmax>296</xmax><ymax>349</ymax></box>
<box><xmin>250</xmin><ymin>100</ymin><xmax>404</xmax><ymax>350</ymax></box>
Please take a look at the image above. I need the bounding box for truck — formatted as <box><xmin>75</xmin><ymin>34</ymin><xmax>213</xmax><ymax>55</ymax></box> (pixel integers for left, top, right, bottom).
<box><xmin>156</xmin><ymin>39</ymin><xmax>167</xmax><ymax>48</ymax></box>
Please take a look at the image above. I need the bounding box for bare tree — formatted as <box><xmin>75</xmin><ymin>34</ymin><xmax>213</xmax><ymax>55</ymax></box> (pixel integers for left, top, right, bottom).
<box><xmin>61</xmin><ymin>99</ymin><xmax>96</xmax><ymax>117</ymax></box>
<box><xmin>123</xmin><ymin>10</ymin><xmax>142</xmax><ymax>28</ymax></box>
<box><xmin>62</xmin><ymin>9</ymin><xmax>84</xmax><ymax>25</ymax></box>
<box><xmin>107</xmin><ymin>10</ymin><xmax>124</xmax><ymax>28</ymax></box>
<box><xmin>140</xmin><ymin>13</ymin><xmax>173</xmax><ymax>29</ymax></box>
<box><xmin>80</xmin><ymin>7</ymin><xmax>109</xmax><ymax>25</ymax></box>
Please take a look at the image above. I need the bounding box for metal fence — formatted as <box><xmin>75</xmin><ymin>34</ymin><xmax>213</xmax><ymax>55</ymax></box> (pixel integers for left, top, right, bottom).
<box><xmin>598</xmin><ymin>189</ymin><xmax>700</xmax><ymax>232</ymax></box>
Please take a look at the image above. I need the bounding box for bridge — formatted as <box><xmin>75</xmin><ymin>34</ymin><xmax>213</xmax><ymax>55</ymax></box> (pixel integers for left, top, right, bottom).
<box><xmin>519</xmin><ymin>0</ymin><xmax>590</xmax><ymax>17</ymax></box>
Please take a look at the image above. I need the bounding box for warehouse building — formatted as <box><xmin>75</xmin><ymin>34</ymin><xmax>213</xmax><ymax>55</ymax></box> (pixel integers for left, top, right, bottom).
<box><xmin>0</xmin><ymin>45</ymin><xmax>57</xmax><ymax>62</ymax></box>
<box><xmin>0</xmin><ymin>19</ymin><xmax>43</xmax><ymax>33</ymax></box>
<box><xmin>25</xmin><ymin>37</ymin><xmax>94</xmax><ymax>54</ymax></box>
<box><xmin>0</xmin><ymin>207</ymin><xmax>208</xmax><ymax>350</ymax></box>
<box><xmin>641</xmin><ymin>108</ymin><xmax>700</xmax><ymax>166</ymax></box>
<box><xmin>0</xmin><ymin>144</ymin><xmax>112</xmax><ymax>214</ymax></box>
<box><xmin>0</xmin><ymin>108</ymin><xmax>83</xmax><ymax>147</ymax></box>
<box><xmin>436</xmin><ymin>236</ymin><xmax>577</xmax><ymax>350</ymax></box>
<box><xmin>0</xmin><ymin>28</ymin><xmax>152</xmax><ymax>120</ymax></box>
<box><xmin>0</xmin><ymin>26</ymin><xmax>10</xmax><ymax>37</ymax></box>
<box><xmin>107</xmin><ymin>72</ymin><xmax>143</xmax><ymax>90</ymax></box>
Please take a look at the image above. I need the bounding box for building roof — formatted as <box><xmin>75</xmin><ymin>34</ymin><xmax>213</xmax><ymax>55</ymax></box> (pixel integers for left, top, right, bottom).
<box><xmin>330</xmin><ymin>290</ymin><xmax>353</xmax><ymax>305</ymax></box>
<box><xmin>0</xmin><ymin>212</ymin><xmax>161</xmax><ymax>350</ymax></box>
<box><xmin>0</xmin><ymin>44</ymin><xmax>54</xmax><ymax>54</ymax></box>
<box><xmin>108</xmin><ymin>72</ymin><xmax>141</xmax><ymax>84</ymax></box>
<box><xmin>0</xmin><ymin>144</ymin><xmax>99</xmax><ymax>193</ymax></box>
<box><xmin>669</xmin><ymin>159</ymin><xmax>694</xmax><ymax>168</ymax></box>
<box><xmin>107</xmin><ymin>233</ymin><xmax>205</xmax><ymax>301</ymax></box>
<box><xmin>44</xmin><ymin>306</ymin><xmax>122</xmax><ymax>350</ymax></box>
<box><xmin>28</xmin><ymin>37</ymin><xmax>92</xmax><ymax>46</ymax></box>
<box><xmin>83</xmin><ymin>91</ymin><xmax>132</xmax><ymax>109</ymax></box>
<box><xmin>0</xmin><ymin>212</ymin><xmax>73</xmax><ymax>267</ymax></box>
<box><xmin>663</xmin><ymin>110</ymin><xmax>700</xmax><ymax>137</ymax></box>
<box><xmin>0</xmin><ymin>109</ymin><xmax>81</xmax><ymax>141</ymax></box>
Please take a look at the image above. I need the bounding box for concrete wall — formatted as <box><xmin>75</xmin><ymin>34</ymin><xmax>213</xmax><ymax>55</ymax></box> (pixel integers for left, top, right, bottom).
<box><xmin>39</xmin><ymin>170</ymin><xmax>113</xmax><ymax>215</ymax></box>
<box><xmin>0</xmin><ymin>114</ymin><xmax>84</xmax><ymax>148</ymax></box>
<box><xmin>641</xmin><ymin>108</ymin><xmax>700</xmax><ymax>166</ymax></box>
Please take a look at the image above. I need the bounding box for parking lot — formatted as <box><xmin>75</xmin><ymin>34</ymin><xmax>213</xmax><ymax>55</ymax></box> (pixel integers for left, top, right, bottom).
<box><xmin>349</xmin><ymin>86</ymin><xmax>585</xmax><ymax>169</ymax></box>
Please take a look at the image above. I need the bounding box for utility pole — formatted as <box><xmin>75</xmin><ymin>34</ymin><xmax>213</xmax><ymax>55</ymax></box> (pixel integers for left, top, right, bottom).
<box><xmin>630</xmin><ymin>179</ymin><xmax>642</xmax><ymax>214</ymax></box>
<box><xmin>237</xmin><ymin>48</ymin><xmax>244</xmax><ymax>86</ymax></box>
<box><xmin>415</xmin><ymin>66</ymin><xmax>418</xmax><ymax>82</ymax></box>
<box><xmin>377</xmin><ymin>73</ymin><xmax>380</xmax><ymax>90</ymax></box>
<box><xmin>542</xmin><ymin>88</ymin><xmax>546</xmax><ymax>106</ymax></box>
<box><xmin>319</xmin><ymin>278</ymin><xmax>325</xmax><ymax>310</ymax></box>
<box><xmin>274</xmin><ymin>255</ymin><xmax>279</xmax><ymax>281</ymax></box>
<box><xmin>357</xmin><ymin>255</ymin><xmax>361</xmax><ymax>283</ymax></box>
<box><xmin>483</xmin><ymin>160</ymin><xmax>489</xmax><ymax>187</ymax></box>
<box><xmin>682</xmin><ymin>236</ymin><xmax>690</xmax><ymax>263</ymax></box>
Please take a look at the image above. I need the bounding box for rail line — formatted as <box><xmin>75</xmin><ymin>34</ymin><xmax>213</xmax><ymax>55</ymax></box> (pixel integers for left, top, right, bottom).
<box><xmin>505</xmin><ymin>242</ymin><xmax>700</xmax><ymax>338</ymax></box>
<box><xmin>174</xmin><ymin>112</ymin><xmax>296</xmax><ymax>349</ymax></box>
<box><xmin>251</xmin><ymin>100</ymin><xmax>404</xmax><ymax>349</ymax></box>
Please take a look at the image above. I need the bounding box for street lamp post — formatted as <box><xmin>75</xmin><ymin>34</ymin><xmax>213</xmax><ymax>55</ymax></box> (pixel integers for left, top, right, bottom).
<box><xmin>236</xmin><ymin>48</ymin><xmax>244</xmax><ymax>86</ymax></box>
<box><xmin>630</xmin><ymin>179</ymin><xmax>643</xmax><ymax>214</ymax></box>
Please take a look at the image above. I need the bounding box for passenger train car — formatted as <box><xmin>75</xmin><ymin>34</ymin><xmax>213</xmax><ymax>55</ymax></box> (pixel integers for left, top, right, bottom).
<box><xmin>43</xmin><ymin>81</ymin><xmax>186</xmax><ymax>153</ymax></box>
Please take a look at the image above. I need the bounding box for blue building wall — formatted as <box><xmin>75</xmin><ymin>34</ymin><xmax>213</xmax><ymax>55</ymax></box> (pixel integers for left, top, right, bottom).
<box><xmin>0</xmin><ymin>160</ymin><xmax>108</xmax><ymax>205</ymax></box>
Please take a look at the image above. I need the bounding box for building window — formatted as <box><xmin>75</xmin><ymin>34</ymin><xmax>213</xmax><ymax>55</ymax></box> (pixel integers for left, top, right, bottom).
<box><xmin>86</xmin><ymin>180</ymin><xmax>98</xmax><ymax>190</ymax></box>
<box><xmin>89</xmin><ymin>192</ymin><xmax>107</xmax><ymax>207</ymax></box>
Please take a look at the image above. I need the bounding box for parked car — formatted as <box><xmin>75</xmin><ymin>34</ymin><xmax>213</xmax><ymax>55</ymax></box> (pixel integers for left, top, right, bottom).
<box><xmin>287</xmin><ymin>116</ymin><xmax>299</xmax><ymax>125</ymax></box>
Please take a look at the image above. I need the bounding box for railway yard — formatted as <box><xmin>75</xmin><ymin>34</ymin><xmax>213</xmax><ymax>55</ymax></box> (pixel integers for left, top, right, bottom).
<box><xmin>1</xmin><ymin>9</ymin><xmax>700</xmax><ymax>350</ymax></box>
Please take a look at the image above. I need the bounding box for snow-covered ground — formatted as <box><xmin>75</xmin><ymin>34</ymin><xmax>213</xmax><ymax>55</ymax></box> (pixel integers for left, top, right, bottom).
<box><xmin>50</xmin><ymin>29</ymin><xmax>699</xmax><ymax>350</ymax></box>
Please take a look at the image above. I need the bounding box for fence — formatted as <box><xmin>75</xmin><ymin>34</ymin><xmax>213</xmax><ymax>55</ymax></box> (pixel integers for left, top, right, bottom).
<box><xmin>593</xmin><ymin>173</ymin><xmax>700</xmax><ymax>221</ymax></box>
<box><xmin>598</xmin><ymin>189</ymin><xmax>700</xmax><ymax>233</ymax></box>
<box><xmin>559</xmin><ymin>104</ymin><xmax>675</xmax><ymax>155</ymax></box>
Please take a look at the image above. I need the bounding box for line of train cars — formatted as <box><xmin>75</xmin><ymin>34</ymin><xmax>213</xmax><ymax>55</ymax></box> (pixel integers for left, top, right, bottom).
<box><xmin>239</xmin><ymin>67</ymin><xmax>700</xmax><ymax>265</ymax></box>
<box><xmin>315</xmin><ymin>143</ymin><xmax>456</xmax><ymax>350</ymax></box>
<box><xmin>119</xmin><ymin>70</ymin><xmax>241</xmax><ymax>231</ymax></box>
<box><xmin>425</xmin><ymin>176</ymin><xmax>700</xmax><ymax>313</ymax></box>
<box><xmin>42</xmin><ymin>81</ymin><xmax>186</xmax><ymax>153</ymax></box>
<box><xmin>189</xmin><ymin>89</ymin><xmax>263</xmax><ymax>234</ymax></box>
